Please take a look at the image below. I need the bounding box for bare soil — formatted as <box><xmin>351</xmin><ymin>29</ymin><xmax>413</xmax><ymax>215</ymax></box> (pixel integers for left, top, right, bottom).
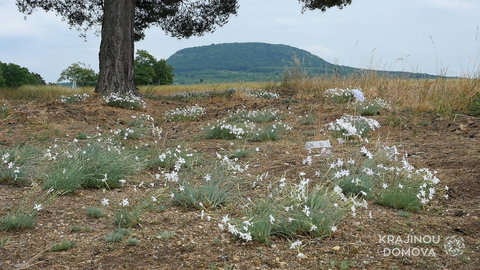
<box><xmin>0</xmin><ymin>94</ymin><xmax>479</xmax><ymax>269</ymax></box>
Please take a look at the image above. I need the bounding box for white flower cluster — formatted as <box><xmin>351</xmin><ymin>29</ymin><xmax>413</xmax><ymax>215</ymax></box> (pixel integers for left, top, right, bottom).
<box><xmin>158</xmin><ymin>145</ymin><xmax>194</xmax><ymax>172</ymax></box>
<box><xmin>1</xmin><ymin>152</ymin><xmax>21</xmax><ymax>181</ymax></box>
<box><xmin>207</xmin><ymin>119</ymin><xmax>257</xmax><ymax>139</ymax></box>
<box><xmin>164</xmin><ymin>105</ymin><xmax>206</xmax><ymax>121</ymax></box>
<box><xmin>243</xmin><ymin>89</ymin><xmax>280</xmax><ymax>99</ymax></box>
<box><xmin>325</xmin><ymin>114</ymin><xmax>380</xmax><ymax>140</ymax></box>
<box><xmin>227</xmin><ymin>107</ymin><xmax>282</xmax><ymax>122</ymax></box>
<box><xmin>59</xmin><ymin>93</ymin><xmax>90</xmax><ymax>104</ymax></box>
<box><xmin>103</xmin><ymin>92</ymin><xmax>146</xmax><ymax>109</ymax></box>
<box><xmin>216</xmin><ymin>152</ymin><xmax>249</xmax><ymax>174</ymax></box>
<box><xmin>324</xmin><ymin>88</ymin><xmax>355</xmax><ymax>102</ymax></box>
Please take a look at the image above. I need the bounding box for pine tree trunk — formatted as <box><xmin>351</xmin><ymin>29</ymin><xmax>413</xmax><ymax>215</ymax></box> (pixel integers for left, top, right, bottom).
<box><xmin>95</xmin><ymin>0</ymin><xmax>139</xmax><ymax>96</ymax></box>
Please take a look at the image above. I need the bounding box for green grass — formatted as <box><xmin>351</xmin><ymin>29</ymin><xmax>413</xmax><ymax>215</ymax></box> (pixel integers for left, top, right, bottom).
<box><xmin>87</xmin><ymin>207</ymin><xmax>104</xmax><ymax>218</ymax></box>
<box><xmin>105</xmin><ymin>228</ymin><xmax>131</xmax><ymax>243</ymax></box>
<box><xmin>228</xmin><ymin>149</ymin><xmax>250</xmax><ymax>159</ymax></box>
<box><xmin>246</xmin><ymin>125</ymin><xmax>281</xmax><ymax>142</ymax></box>
<box><xmin>0</xmin><ymin>103</ymin><xmax>8</xmax><ymax>119</ymax></box>
<box><xmin>0</xmin><ymin>212</ymin><xmax>35</xmax><ymax>231</ymax></box>
<box><xmin>0</xmin><ymin>145</ymin><xmax>41</xmax><ymax>186</ymax></box>
<box><xmin>205</xmin><ymin>124</ymin><xmax>241</xmax><ymax>140</ymax></box>
<box><xmin>126</xmin><ymin>237</ymin><xmax>140</xmax><ymax>246</ymax></box>
<box><xmin>51</xmin><ymin>240</ymin><xmax>76</xmax><ymax>252</ymax></box>
<box><xmin>468</xmin><ymin>92</ymin><xmax>480</xmax><ymax>116</ymax></box>
<box><xmin>71</xmin><ymin>225</ymin><xmax>94</xmax><ymax>233</ymax></box>
<box><xmin>156</xmin><ymin>230</ymin><xmax>176</xmax><ymax>240</ymax></box>
<box><xmin>113</xmin><ymin>208</ymin><xmax>141</xmax><ymax>228</ymax></box>
<box><xmin>301</xmin><ymin>113</ymin><xmax>317</xmax><ymax>125</ymax></box>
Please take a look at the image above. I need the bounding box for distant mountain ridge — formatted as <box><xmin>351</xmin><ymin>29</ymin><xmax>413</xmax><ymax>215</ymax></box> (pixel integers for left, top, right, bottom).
<box><xmin>166</xmin><ymin>42</ymin><xmax>438</xmax><ymax>84</ymax></box>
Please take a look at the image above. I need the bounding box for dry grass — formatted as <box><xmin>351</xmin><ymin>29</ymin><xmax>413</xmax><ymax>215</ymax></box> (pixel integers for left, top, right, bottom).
<box><xmin>2</xmin><ymin>75</ymin><xmax>478</xmax><ymax>115</ymax></box>
<box><xmin>139</xmin><ymin>81</ymin><xmax>273</xmax><ymax>97</ymax></box>
<box><xmin>282</xmin><ymin>73</ymin><xmax>480</xmax><ymax>115</ymax></box>
<box><xmin>0</xmin><ymin>85</ymin><xmax>93</xmax><ymax>102</ymax></box>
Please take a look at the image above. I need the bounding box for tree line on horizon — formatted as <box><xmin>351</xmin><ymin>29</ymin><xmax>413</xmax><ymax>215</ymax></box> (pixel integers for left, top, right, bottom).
<box><xmin>0</xmin><ymin>62</ymin><xmax>46</xmax><ymax>88</ymax></box>
<box><xmin>0</xmin><ymin>50</ymin><xmax>174</xmax><ymax>89</ymax></box>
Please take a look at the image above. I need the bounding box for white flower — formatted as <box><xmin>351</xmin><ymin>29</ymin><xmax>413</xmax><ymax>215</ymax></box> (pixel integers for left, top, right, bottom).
<box><xmin>255</xmin><ymin>147</ymin><xmax>260</xmax><ymax>152</ymax></box>
<box><xmin>310</xmin><ymin>224</ymin><xmax>317</xmax><ymax>231</ymax></box>
<box><xmin>269</xmin><ymin>214</ymin><xmax>275</xmax><ymax>224</ymax></box>
<box><xmin>101</xmin><ymin>198</ymin><xmax>110</xmax><ymax>206</ymax></box>
<box><xmin>222</xmin><ymin>215</ymin><xmax>230</xmax><ymax>224</ymax></box>
<box><xmin>331</xmin><ymin>225</ymin><xmax>337</xmax><ymax>232</ymax></box>
<box><xmin>33</xmin><ymin>203</ymin><xmax>42</xmax><ymax>211</ymax></box>
<box><xmin>290</xmin><ymin>240</ymin><xmax>302</xmax><ymax>249</ymax></box>
<box><xmin>297</xmin><ymin>252</ymin><xmax>306</xmax><ymax>259</ymax></box>
<box><xmin>119</xmin><ymin>179</ymin><xmax>126</xmax><ymax>185</ymax></box>
<box><xmin>204</xmin><ymin>174</ymin><xmax>211</xmax><ymax>182</ymax></box>
<box><xmin>151</xmin><ymin>196</ymin><xmax>157</xmax><ymax>202</ymax></box>
<box><xmin>382</xmin><ymin>183</ymin><xmax>388</xmax><ymax>189</ymax></box>
<box><xmin>398</xmin><ymin>183</ymin><xmax>403</xmax><ymax>189</ymax></box>
<box><xmin>120</xmin><ymin>198</ymin><xmax>129</xmax><ymax>207</ymax></box>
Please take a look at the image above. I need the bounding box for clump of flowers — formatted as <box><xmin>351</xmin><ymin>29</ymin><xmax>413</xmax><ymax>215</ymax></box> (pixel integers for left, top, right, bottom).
<box><xmin>227</xmin><ymin>108</ymin><xmax>283</xmax><ymax>123</ymax></box>
<box><xmin>354</xmin><ymin>98</ymin><xmax>391</xmax><ymax>116</ymax></box>
<box><xmin>221</xmin><ymin>174</ymin><xmax>349</xmax><ymax>244</ymax></box>
<box><xmin>319</xmin><ymin>145</ymin><xmax>445</xmax><ymax>212</ymax></box>
<box><xmin>147</xmin><ymin>145</ymin><xmax>197</xmax><ymax>171</ymax></box>
<box><xmin>104</xmin><ymin>92</ymin><xmax>146</xmax><ymax>110</ymax></box>
<box><xmin>325</xmin><ymin>114</ymin><xmax>380</xmax><ymax>141</ymax></box>
<box><xmin>324</xmin><ymin>88</ymin><xmax>356</xmax><ymax>103</ymax></box>
<box><xmin>0</xmin><ymin>145</ymin><xmax>39</xmax><ymax>186</ymax></box>
<box><xmin>243</xmin><ymin>89</ymin><xmax>280</xmax><ymax>99</ymax></box>
<box><xmin>0</xmin><ymin>103</ymin><xmax>8</xmax><ymax>119</ymax></box>
<box><xmin>164</xmin><ymin>105</ymin><xmax>206</xmax><ymax>122</ymax></box>
<box><xmin>59</xmin><ymin>93</ymin><xmax>90</xmax><ymax>104</ymax></box>
<box><xmin>204</xmin><ymin>119</ymin><xmax>257</xmax><ymax>140</ymax></box>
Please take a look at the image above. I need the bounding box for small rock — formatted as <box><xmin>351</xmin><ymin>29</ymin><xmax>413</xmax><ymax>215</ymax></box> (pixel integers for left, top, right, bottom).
<box><xmin>332</xmin><ymin>246</ymin><xmax>341</xmax><ymax>251</ymax></box>
<box><xmin>232</xmin><ymin>255</ymin><xmax>240</xmax><ymax>262</ymax></box>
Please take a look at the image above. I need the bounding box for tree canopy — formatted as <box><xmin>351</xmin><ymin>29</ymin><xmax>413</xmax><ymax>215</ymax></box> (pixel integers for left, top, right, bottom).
<box><xmin>16</xmin><ymin>0</ymin><xmax>353</xmax><ymax>95</ymax></box>
<box><xmin>58</xmin><ymin>62</ymin><xmax>98</xmax><ymax>86</ymax></box>
<box><xmin>135</xmin><ymin>50</ymin><xmax>174</xmax><ymax>85</ymax></box>
<box><xmin>0</xmin><ymin>62</ymin><xmax>46</xmax><ymax>88</ymax></box>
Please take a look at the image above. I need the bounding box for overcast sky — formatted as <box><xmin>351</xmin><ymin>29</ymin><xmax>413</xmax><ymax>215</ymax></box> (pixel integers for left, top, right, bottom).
<box><xmin>0</xmin><ymin>0</ymin><xmax>478</xmax><ymax>83</ymax></box>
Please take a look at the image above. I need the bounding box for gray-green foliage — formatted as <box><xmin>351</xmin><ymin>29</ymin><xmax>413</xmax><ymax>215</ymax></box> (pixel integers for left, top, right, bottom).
<box><xmin>42</xmin><ymin>143</ymin><xmax>144</xmax><ymax>194</ymax></box>
<box><xmin>172</xmin><ymin>165</ymin><xmax>233</xmax><ymax>209</ymax></box>
<box><xmin>0</xmin><ymin>145</ymin><xmax>41</xmax><ymax>186</ymax></box>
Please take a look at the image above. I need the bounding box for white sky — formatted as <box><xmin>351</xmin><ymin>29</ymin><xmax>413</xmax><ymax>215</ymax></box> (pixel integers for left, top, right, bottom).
<box><xmin>0</xmin><ymin>0</ymin><xmax>478</xmax><ymax>83</ymax></box>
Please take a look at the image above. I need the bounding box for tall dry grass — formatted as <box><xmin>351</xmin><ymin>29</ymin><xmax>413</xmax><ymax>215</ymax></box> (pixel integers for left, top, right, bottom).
<box><xmin>139</xmin><ymin>81</ymin><xmax>272</xmax><ymax>98</ymax></box>
<box><xmin>0</xmin><ymin>85</ymin><xmax>93</xmax><ymax>102</ymax></box>
<box><xmin>282</xmin><ymin>73</ymin><xmax>479</xmax><ymax>115</ymax></box>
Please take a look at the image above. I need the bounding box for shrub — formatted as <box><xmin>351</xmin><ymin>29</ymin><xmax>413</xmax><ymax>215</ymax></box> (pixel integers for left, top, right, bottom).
<box><xmin>156</xmin><ymin>230</ymin><xmax>176</xmax><ymax>240</ymax></box>
<box><xmin>126</xmin><ymin>237</ymin><xmax>140</xmax><ymax>246</ymax></box>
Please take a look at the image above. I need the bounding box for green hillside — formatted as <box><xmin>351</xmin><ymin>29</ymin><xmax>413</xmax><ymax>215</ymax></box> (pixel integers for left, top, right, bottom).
<box><xmin>166</xmin><ymin>42</ymin><xmax>438</xmax><ymax>84</ymax></box>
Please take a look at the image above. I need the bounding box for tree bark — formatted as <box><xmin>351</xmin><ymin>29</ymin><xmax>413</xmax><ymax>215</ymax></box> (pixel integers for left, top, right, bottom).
<box><xmin>95</xmin><ymin>0</ymin><xmax>139</xmax><ymax>96</ymax></box>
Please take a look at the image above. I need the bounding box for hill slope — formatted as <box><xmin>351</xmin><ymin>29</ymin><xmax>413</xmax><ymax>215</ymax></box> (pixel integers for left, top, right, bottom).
<box><xmin>167</xmin><ymin>42</ymin><xmax>437</xmax><ymax>84</ymax></box>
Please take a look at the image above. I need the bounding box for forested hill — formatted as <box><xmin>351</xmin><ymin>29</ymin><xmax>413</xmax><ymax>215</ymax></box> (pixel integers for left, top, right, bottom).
<box><xmin>166</xmin><ymin>42</ymin><xmax>438</xmax><ymax>84</ymax></box>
